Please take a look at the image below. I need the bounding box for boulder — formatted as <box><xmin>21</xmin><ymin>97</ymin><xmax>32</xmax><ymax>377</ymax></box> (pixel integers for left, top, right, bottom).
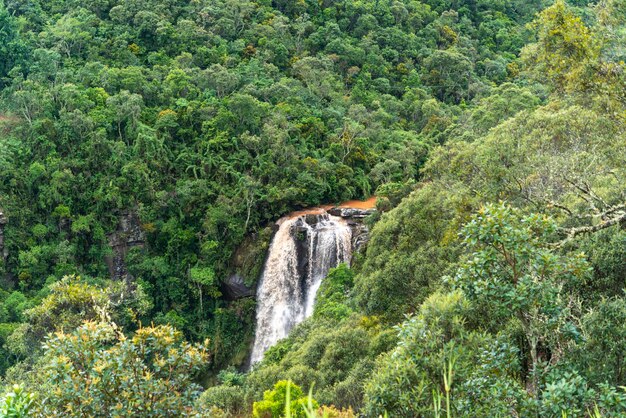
<box><xmin>326</xmin><ymin>207</ymin><xmax>374</xmax><ymax>254</ymax></box>
<box><xmin>223</xmin><ymin>227</ymin><xmax>273</xmax><ymax>300</ymax></box>
<box><xmin>327</xmin><ymin>207</ymin><xmax>375</xmax><ymax>219</ymax></box>
<box><xmin>222</xmin><ymin>274</ymin><xmax>256</xmax><ymax>299</ymax></box>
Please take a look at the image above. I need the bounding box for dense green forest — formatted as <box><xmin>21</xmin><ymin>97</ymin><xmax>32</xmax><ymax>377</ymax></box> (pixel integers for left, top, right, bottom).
<box><xmin>0</xmin><ymin>0</ymin><xmax>624</xmax><ymax>416</ymax></box>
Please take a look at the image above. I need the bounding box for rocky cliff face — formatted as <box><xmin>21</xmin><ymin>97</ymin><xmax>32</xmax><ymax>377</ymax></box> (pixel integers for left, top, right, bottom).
<box><xmin>250</xmin><ymin>211</ymin><xmax>353</xmax><ymax>364</ymax></box>
<box><xmin>222</xmin><ymin>227</ymin><xmax>273</xmax><ymax>300</ymax></box>
<box><xmin>328</xmin><ymin>207</ymin><xmax>375</xmax><ymax>254</ymax></box>
<box><xmin>222</xmin><ymin>207</ymin><xmax>374</xmax><ymax>301</ymax></box>
<box><xmin>105</xmin><ymin>212</ymin><xmax>145</xmax><ymax>281</ymax></box>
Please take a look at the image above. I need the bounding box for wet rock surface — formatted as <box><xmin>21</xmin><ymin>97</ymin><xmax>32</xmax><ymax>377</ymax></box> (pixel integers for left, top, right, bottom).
<box><xmin>225</xmin><ymin>207</ymin><xmax>375</xmax><ymax>302</ymax></box>
<box><xmin>327</xmin><ymin>207</ymin><xmax>375</xmax><ymax>219</ymax></box>
<box><xmin>223</xmin><ymin>274</ymin><xmax>256</xmax><ymax>299</ymax></box>
<box><xmin>328</xmin><ymin>207</ymin><xmax>374</xmax><ymax>254</ymax></box>
<box><xmin>222</xmin><ymin>228</ymin><xmax>272</xmax><ymax>301</ymax></box>
<box><xmin>106</xmin><ymin>211</ymin><xmax>145</xmax><ymax>281</ymax></box>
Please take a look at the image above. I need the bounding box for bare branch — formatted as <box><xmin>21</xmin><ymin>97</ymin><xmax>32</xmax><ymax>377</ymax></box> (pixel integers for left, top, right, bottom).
<box><xmin>547</xmin><ymin>201</ymin><xmax>574</xmax><ymax>216</ymax></box>
<box><xmin>552</xmin><ymin>205</ymin><xmax>626</xmax><ymax>248</ymax></box>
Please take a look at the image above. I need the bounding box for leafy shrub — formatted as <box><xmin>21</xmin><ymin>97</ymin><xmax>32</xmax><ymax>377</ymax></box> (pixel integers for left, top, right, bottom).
<box><xmin>363</xmin><ymin>291</ymin><xmax>471</xmax><ymax>417</ymax></box>
<box><xmin>196</xmin><ymin>385</ymin><xmax>246</xmax><ymax>416</ymax></box>
<box><xmin>541</xmin><ymin>371</ymin><xmax>594</xmax><ymax>417</ymax></box>
<box><xmin>570</xmin><ymin>297</ymin><xmax>626</xmax><ymax>386</ymax></box>
<box><xmin>217</xmin><ymin>366</ymin><xmax>247</xmax><ymax>387</ymax></box>
<box><xmin>315</xmin><ymin>405</ymin><xmax>356</xmax><ymax>418</ymax></box>
<box><xmin>34</xmin><ymin>321</ymin><xmax>209</xmax><ymax>417</ymax></box>
<box><xmin>0</xmin><ymin>385</ymin><xmax>34</xmax><ymax>418</ymax></box>
<box><xmin>354</xmin><ymin>184</ymin><xmax>463</xmax><ymax>322</ymax></box>
<box><xmin>253</xmin><ymin>380</ymin><xmax>318</xmax><ymax>418</ymax></box>
<box><xmin>313</xmin><ymin>264</ymin><xmax>354</xmax><ymax>321</ymax></box>
<box><xmin>283</xmin><ymin>365</ymin><xmax>323</xmax><ymax>396</ymax></box>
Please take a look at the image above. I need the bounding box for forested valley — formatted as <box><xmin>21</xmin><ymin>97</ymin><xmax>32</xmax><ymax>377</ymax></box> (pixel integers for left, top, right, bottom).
<box><xmin>0</xmin><ymin>0</ymin><xmax>624</xmax><ymax>416</ymax></box>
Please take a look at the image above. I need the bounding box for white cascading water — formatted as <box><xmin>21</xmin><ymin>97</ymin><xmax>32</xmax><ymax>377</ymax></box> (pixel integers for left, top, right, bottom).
<box><xmin>250</xmin><ymin>212</ymin><xmax>352</xmax><ymax>365</ymax></box>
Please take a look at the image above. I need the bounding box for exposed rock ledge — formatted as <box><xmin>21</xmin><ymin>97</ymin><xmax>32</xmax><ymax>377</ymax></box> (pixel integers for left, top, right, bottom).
<box><xmin>105</xmin><ymin>211</ymin><xmax>145</xmax><ymax>281</ymax></box>
<box><xmin>328</xmin><ymin>206</ymin><xmax>376</xmax><ymax>254</ymax></box>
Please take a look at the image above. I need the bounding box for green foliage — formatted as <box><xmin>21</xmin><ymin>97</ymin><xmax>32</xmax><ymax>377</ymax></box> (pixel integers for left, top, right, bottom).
<box><xmin>425</xmin><ymin>102</ymin><xmax>625</xmax><ymax>220</ymax></box>
<box><xmin>453</xmin><ymin>203</ymin><xmax>590</xmax><ymax>393</ymax></box>
<box><xmin>522</xmin><ymin>0</ymin><xmax>599</xmax><ymax>93</ymax></box>
<box><xmin>423</xmin><ymin>48</ymin><xmax>476</xmax><ymax>104</ymax></box>
<box><xmin>576</xmin><ymin>228</ymin><xmax>626</xmax><ymax>299</ymax></box>
<box><xmin>253</xmin><ymin>380</ymin><xmax>317</xmax><ymax>418</ymax></box>
<box><xmin>34</xmin><ymin>320</ymin><xmax>209</xmax><ymax>417</ymax></box>
<box><xmin>5</xmin><ymin>275</ymin><xmax>108</xmax><ymax>361</ymax></box>
<box><xmin>540</xmin><ymin>372</ymin><xmax>626</xmax><ymax>418</ymax></box>
<box><xmin>196</xmin><ymin>384</ymin><xmax>247</xmax><ymax>416</ymax></box>
<box><xmin>455</xmin><ymin>83</ymin><xmax>541</xmax><ymax>138</ymax></box>
<box><xmin>362</xmin><ymin>199</ymin><xmax>624</xmax><ymax>416</ymax></box>
<box><xmin>248</xmin><ymin>315</ymin><xmax>396</xmax><ymax>412</ymax></box>
<box><xmin>190</xmin><ymin>266</ymin><xmax>222</xmax><ymax>310</ymax></box>
<box><xmin>0</xmin><ymin>323</ymin><xmax>19</xmax><ymax>375</ymax></box>
<box><xmin>313</xmin><ymin>264</ymin><xmax>354</xmax><ymax>321</ymax></box>
<box><xmin>522</xmin><ymin>0</ymin><xmax>626</xmax><ymax>117</ymax></box>
<box><xmin>4</xmin><ymin>275</ymin><xmax>149</xmax><ymax>367</ymax></box>
<box><xmin>570</xmin><ymin>297</ymin><xmax>626</xmax><ymax>386</ymax></box>
<box><xmin>282</xmin><ymin>387</ymin><xmax>356</xmax><ymax>418</ymax></box>
<box><xmin>217</xmin><ymin>366</ymin><xmax>247</xmax><ymax>387</ymax></box>
<box><xmin>355</xmin><ymin>183</ymin><xmax>464</xmax><ymax>322</ymax></box>
<box><xmin>364</xmin><ymin>289</ymin><xmax>533</xmax><ymax>417</ymax></box>
<box><xmin>0</xmin><ymin>4</ymin><xmax>28</xmax><ymax>83</ymax></box>
<box><xmin>0</xmin><ymin>385</ymin><xmax>35</xmax><ymax>418</ymax></box>
<box><xmin>0</xmin><ymin>0</ymin><xmax>568</xmax><ymax>377</ymax></box>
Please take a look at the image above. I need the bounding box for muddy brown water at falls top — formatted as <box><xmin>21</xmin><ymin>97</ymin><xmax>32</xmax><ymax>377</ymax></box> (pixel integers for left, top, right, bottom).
<box><xmin>284</xmin><ymin>196</ymin><xmax>377</xmax><ymax>220</ymax></box>
<box><xmin>249</xmin><ymin>199</ymin><xmax>375</xmax><ymax>366</ymax></box>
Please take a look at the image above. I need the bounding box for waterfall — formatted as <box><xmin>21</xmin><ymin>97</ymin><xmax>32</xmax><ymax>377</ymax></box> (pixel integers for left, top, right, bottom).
<box><xmin>250</xmin><ymin>212</ymin><xmax>352</xmax><ymax>365</ymax></box>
